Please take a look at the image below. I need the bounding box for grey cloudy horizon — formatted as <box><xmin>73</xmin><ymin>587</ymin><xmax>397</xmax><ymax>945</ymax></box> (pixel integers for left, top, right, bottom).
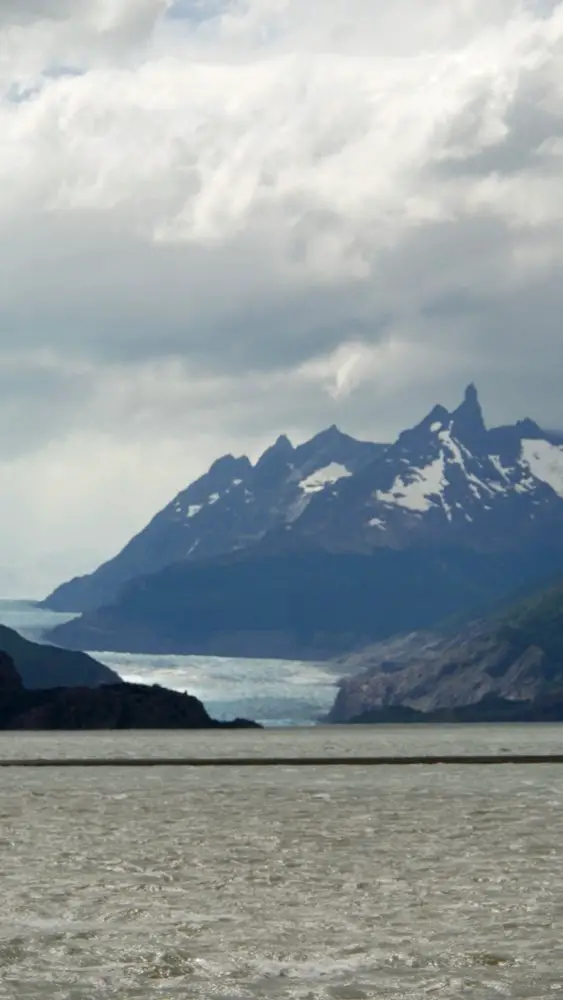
<box><xmin>1</xmin><ymin>0</ymin><xmax>563</xmax><ymax>595</ymax></box>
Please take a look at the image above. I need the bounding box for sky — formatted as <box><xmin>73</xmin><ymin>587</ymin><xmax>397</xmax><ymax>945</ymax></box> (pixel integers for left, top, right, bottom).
<box><xmin>1</xmin><ymin>0</ymin><xmax>563</xmax><ymax>595</ymax></box>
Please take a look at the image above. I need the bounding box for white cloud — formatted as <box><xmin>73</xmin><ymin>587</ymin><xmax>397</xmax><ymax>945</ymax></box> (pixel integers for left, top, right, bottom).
<box><xmin>0</xmin><ymin>0</ymin><xmax>563</xmax><ymax>593</ymax></box>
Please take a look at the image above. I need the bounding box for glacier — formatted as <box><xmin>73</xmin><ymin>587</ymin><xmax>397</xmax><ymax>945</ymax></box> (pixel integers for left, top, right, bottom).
<box><xmin>94</xmin><ymin>651</ymin><xmax>340</xmax><ymax>726</ymax></box>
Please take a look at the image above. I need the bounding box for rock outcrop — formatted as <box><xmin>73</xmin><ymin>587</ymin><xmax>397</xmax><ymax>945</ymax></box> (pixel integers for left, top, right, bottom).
<box><xmin>328</xmin><ymin>575</ymin><xmax>563</xmax><ymax>722</ymax></box>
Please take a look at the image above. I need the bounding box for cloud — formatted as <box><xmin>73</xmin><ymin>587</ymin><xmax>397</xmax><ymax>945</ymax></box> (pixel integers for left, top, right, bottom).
<box><xmin>1</xmin><ymin>0</ymin><xmax>563</xmax><ymax>593</ymax></box>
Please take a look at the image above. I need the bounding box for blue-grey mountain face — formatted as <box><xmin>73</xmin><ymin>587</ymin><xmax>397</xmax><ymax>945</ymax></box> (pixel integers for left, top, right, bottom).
<box><xmin>0</xmin><ymin>623</ymin><xmax>120</xmax><ymax>688</ymax></box>
<box><xmin>45</xmin><ymin>387</ymin><xmax>563</xmax><ymax>659</ymax></box>
<box><xmin>43</xmin><ymin>427</ymin><xmax>386</xmax><ymax>612</ymax></box>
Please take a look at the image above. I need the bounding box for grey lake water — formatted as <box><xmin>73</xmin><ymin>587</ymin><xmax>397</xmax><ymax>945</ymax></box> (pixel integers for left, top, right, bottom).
<box><xmin>1</xmin><ymin>729</ymin><xmax>563</xmax><ymax>999</ymax></box>
<box><xmin>2</xmin><ymin>602</ymin><xmax>563</xmax><ymax>996</ymax></box>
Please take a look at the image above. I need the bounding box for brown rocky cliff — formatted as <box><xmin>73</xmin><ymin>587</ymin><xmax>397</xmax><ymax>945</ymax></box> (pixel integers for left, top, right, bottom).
<box><xmin>327</xmin><ymin>625</ymin><xmax>548</xmax><ymax>722</ymax></box>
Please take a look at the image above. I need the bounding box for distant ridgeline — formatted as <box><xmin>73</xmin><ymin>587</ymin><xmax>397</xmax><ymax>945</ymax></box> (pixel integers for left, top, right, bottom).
<box><xmin>44</xmin><ymin>386</ymin><xmax>563</xmax><ymax>662</ymax></box>
<box><xmin>0</xmin><ymin>623</ymin><xmax>119</xmax><ymax>688</ymax></box>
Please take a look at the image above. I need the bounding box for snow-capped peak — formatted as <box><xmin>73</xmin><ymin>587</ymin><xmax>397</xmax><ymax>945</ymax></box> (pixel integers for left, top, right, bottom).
<box><xmin>290</xmin><ymin>388</ymin><xmax>563</xmax><ymax>552</ymax></box>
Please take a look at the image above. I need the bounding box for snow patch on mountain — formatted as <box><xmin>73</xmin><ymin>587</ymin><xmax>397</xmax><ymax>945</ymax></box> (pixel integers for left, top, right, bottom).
<box><xmin>371</xmin><ymin>415</ymin><xmax>527</xmax><ymax>523</ymax></box>
<box><xmin>437</xmin><ymin>427</ymin><xmax>469</xmax><ymax>465</ymax></box>
<box><xmin>377</xmin><ymin>456</ymin><xmax>447</xmax><ymax>514</ymax></box>
<box><xmin>286</xmin><ymin>492</ymin><xmax>312</xmax><ymax>523</ymax></box>
<box><xmin>514</xmin><ymin>473</ymin><xmax>538</xmax><ymax>494</ymax></box>
<box><xmin>187</xmin><ymin>504</ymin><xmax>203</xmax><ymax>518</ymax></box>
<box><xmin>438</xmin><ymin>426</ymin><xmax>504</xmax><ymax>501</ymax></box>
<box><xmin>299</xmin><ymin>463</ymin><xmax>353</xmax><ymax>494</ymax></box>
<box><xmin>521</xmin><ymin>439</ymin><xmax>563</xmax><ymax>498</ymax></box>
<box><xmin>489</xmin><ymin>455</ymin><xmax>512</xmax><ymax>481</ymax></box>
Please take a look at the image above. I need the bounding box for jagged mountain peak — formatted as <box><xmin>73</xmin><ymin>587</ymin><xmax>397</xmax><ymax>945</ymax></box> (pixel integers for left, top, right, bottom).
<box><xmin>463</xmin><ymin>382</ymin><xmax>479</xmax><ymax>406</ymax></box>
<box><xmin>208</xmin><ymin>453</ymin><xmax>252</xmax><ymax>479</ymax></box>
<box><xmin>287</xmin><ymin>384</ymin><xmax>563</xmax><ymax>555</ymax></box>
<box><xmin>43</xmin><ymin>417</ymin><xmax>386</xmax><ymax>612</ymax></box>
<box><xmin>394</xmin><ymin>386</ymin><xmax>485</xmax><ymax>456</ymax></box>
<box><xmin>43</xmin><ymin>385</ymin><xmax>563</xmax><ymax>621</ymax></box>
<box><xmin>403</xmin><ymin>403</ymin><xmax>450</xmax><ymax>437</ymax></box>
<box><xmin>253</xmin><ymin>434</ymin><xmax>295</xmax><ymax>489</ymax></box>
<box><xmin>296</xmin><ymin>423</ymin><xmax>378</xmax><ymax>466</ymax></box>
<box><xmin>363</xmin><ymin>386</ymin><xmax>563</xmax><ymax>540</ymax></box>
<box><xmin>308</xmin><ymin>423</ymin><xmax>345</xmax><ymax>442</ymax></box>
<box><xmin>425</xmin><ymin>403</ymin><xmax>451</xmax><ymax>427</ymax></box>
<box><xmin>273</xmin><ymin>432</ymin><xmax>294</xmax><ymax>450</ymax></box>
<box><xmin>515</xmin><ymin>417</ymin><xmax>548</xmax><ymax>439</ymax></box>
<box><xmin>449</xmin><ymin>382</ymin><xmax>487</xmax><ymax>443</ymax></box>
<box><xmin>255</xmin><ymin>433</ymin><xmax>294</xmax><ymax>467</ymax></box>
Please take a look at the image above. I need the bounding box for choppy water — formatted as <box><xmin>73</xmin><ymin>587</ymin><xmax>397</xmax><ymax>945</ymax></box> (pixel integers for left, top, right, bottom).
<box><xmin>2</xmin><ymin>728</ymin><xmax>563</xmax><ymax>998</ymax></box>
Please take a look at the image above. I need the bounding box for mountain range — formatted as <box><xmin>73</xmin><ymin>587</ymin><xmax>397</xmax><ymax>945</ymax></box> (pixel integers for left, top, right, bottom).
<box><xmin>45</xmin><ymin>386</ymin><xmax>563</xmax><ymax>659</ymax></box>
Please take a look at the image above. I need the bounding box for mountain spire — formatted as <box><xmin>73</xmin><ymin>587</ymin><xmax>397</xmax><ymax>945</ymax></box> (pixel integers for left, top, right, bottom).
<box><xmin>451</xmin><ymin>383</ymin><xmax>487</xmax><ymax>442</ymax></box>
<box><xmin>463</xmin><ymin>383</ymin><xmax>479</xmax><ymax>407</ymax></box>
<box><xmin>256</xmin><ymin>434</ymin><xmax>294</xmax><ymax>466</ymax></box>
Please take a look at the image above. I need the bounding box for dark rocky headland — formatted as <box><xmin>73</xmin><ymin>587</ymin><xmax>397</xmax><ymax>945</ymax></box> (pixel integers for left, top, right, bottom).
<box><xmin>0</xmin><ymin>651</ymin><xmax>260</xmax><ymax>730</ymax></box>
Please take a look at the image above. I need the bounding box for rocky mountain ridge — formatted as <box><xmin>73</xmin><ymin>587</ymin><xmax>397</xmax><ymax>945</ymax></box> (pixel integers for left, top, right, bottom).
<box><xmin>45</xmin><ymin>386</ymin><xmax>563</xmax><ymax>659</ymax></box>
<box><xmin>44</xmin><ymin>426</ymin><xmax>385</xmax><ymax>613</ymax></box>
<box><xmin>275</xmin><ymin>384</ymin><xmax>563</xmax><ymax>555</ymax></box>
<box><xmin>46</xmin><ymin>386</ymin><xmax>563</xmax><ymax>616</ymax></box>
